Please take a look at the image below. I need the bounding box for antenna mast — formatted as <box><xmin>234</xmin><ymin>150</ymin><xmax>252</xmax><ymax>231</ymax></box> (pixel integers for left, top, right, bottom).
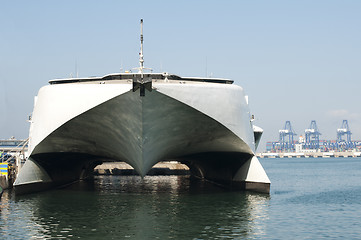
<box><xmin>132</xmin><ymin>19</ymin><xmax>153</xmax><ymax>97</ymax></box>
<box><xmin>133</xmin><ymin>19</ymin><xmax>152</xmax><ymax>74</ymax></box>
<box><xmin>139</xmin><ymin>19</ymin><xmax>144</xmax><ymax>73</ymax></box>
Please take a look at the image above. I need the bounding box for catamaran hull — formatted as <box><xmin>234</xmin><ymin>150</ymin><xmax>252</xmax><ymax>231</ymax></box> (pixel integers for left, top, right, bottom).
<box><xmin>14</xmin><ymin>82</ymin><xmax>270</xmax><ymax>194</ymax></box>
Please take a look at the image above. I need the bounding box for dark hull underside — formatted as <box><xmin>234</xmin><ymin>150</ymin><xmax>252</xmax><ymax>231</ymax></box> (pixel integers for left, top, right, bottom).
<box><xmin>15</xmin><ymin>151</ymin><xmax>257</xmax><ymax>195</ymax></box>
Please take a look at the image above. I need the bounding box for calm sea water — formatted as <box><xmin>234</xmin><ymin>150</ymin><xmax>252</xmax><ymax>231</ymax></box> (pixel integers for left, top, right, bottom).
<box><xmin>1</xmin><ymin>157</ymin><xmax>361</xmax><ymax>239</ymax></box>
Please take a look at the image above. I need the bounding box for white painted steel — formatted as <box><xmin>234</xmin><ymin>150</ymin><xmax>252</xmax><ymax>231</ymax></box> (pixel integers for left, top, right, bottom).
<box><xmin>233</xmin><ymin>156</ymin><xmax>271</xmax><ymax>184</ymax></box>
<box><xmin>27</xmin><ymin>81</ymin><xmax>255</xmax><ymax>175</ymax></box>
<box><xmin>155</xmin><ymin>83</ymin><xmax>255</xmax><ymax>153</ymax></box>
<box><xmin>14</xmin><ymin>157</ymin><xmax>51</xmax><ymax>185</ymax></box>
<box><xmin>28</xmin><ymin>84</ymin><xmax>131</xmax><ymax>154</ymax></box>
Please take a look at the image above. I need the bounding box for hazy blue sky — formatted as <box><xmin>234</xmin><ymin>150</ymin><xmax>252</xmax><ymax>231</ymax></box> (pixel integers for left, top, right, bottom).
<box><xmin>1</xmin><ymin>1</ymin><xmax>361</xmax><ymax>151</ymax></box>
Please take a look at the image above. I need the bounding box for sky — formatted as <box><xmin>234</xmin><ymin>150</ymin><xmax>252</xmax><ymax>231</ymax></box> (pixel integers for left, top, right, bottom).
<box><xmin>1</xmin><ymin>1</ymin><xmax>361</xmax><ymax>152</ymax></box>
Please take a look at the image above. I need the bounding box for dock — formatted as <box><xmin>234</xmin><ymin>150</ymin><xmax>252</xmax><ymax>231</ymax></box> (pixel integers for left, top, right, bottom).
<box><xmin>0</xmin><ymin>138</ymin><xmax>28</xmax><ymax>190</ymax></box>
<box><xmin>94</xmin><ymin>161</ymin><xmax>190</xmax><ymax>176</ymax></box>
<box><xmin>257</xmin><ymin>151</ymin><xmax>361</xmax><ymax>158</ymax></box>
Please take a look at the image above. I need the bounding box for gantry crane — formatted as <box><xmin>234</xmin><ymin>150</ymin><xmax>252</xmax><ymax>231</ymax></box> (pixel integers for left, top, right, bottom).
<box><xmin>337</xmin><ymin>120</ymin><xmax>352</xmax><ymax>142</ymax></box>
<box><xmin>305</xmin><ymin>120</ymin><xmax>321</xmax><ymax>149</ymax></box>
<box><xmin>279</xmin><ymin>121</ymin><xmax>297</xmax><ymax>151</ymax></box>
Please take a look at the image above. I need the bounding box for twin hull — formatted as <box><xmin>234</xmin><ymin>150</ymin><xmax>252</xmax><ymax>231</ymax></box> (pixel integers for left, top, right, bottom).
<box><xmin>15</xmin><ymin>80</ymin><xmax>270</xmax><ymax>193</ymax></box>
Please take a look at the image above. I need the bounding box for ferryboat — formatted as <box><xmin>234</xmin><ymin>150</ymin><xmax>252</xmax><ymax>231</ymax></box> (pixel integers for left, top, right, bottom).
<box><xmin>14</xmin><ymin>20</ymin><xmax>270</xmax><ymax>194</ymax></box>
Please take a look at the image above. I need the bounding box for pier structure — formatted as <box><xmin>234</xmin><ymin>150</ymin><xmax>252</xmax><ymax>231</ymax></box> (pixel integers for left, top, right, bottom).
<box><xmin>258</xmin><ymin>151</ymin><xmax>361</xmax><ymax>158</ymax></box>
<box><xmin>94</xmin><ymin>161</ymin><xmax>190</xmax><ymax>176</ymax></box>
<box><xmin>0</xmin><ymin>138</ymin><xmax>28</xmax><ymax>190</ymax></box>
<box><xmin>0</xmin><ymin>139</ymin><xmax>28</xmax><ymax>153</ymax></box>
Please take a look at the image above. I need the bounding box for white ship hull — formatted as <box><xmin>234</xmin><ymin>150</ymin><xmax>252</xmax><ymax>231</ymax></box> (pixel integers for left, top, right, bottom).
<box><xmin>15</xmin><ymin>74</ymin><xmax>270</xmax><ymax>194</ymax></box>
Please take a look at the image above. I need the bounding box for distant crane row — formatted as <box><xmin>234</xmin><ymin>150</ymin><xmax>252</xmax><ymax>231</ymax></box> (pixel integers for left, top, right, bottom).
<box><xmin>278</xmin><ymin>120</ymin><xmax>353</xmax><ymax>151</ymax></box>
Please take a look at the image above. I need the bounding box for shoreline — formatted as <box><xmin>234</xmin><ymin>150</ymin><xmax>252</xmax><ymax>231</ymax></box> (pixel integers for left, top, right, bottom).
<box><xmin>94</xmin><ymin>161</ymin><xmax>190</xmax><ymax>176</ymax></box>
<box><xmin>257</xmin><ymin>152</ymin><xmax>361</xmax><ymax>158</ymax></box>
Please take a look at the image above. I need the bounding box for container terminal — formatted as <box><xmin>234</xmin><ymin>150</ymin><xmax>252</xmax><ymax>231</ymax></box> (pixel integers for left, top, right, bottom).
<box><xmin>258</xmin><ymin>120</ymin><xmax>361</xmax><ymax>158</ymax></box>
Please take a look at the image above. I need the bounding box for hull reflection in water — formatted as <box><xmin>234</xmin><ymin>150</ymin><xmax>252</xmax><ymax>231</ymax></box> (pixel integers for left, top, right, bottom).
<box><xmin>3</xmin><ymin>176</ymin><xmax>270</xmax><ymax>239</ymax></box>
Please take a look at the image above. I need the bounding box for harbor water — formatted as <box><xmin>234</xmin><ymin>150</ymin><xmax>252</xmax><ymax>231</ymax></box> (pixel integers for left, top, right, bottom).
<box><xmin>1</xmin><ymin>157</ymin><xmax>361</xmax><ymax>239</ymax></box>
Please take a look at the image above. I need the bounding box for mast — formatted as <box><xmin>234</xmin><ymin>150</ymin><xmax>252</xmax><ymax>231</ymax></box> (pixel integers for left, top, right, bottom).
<box><xmin>139</xmin><ymin>19</ymin><xmax>144</xmax><ymax>73</ymax></box>
<box><xmin>134</xmin><ymin>19</ymin><xmax>151</xmax><ymax>74</ymax></box>
<box><xmin>133</xmin><ymin>19</ymin><xmax>152</xmax><ymax>96</ymax></box>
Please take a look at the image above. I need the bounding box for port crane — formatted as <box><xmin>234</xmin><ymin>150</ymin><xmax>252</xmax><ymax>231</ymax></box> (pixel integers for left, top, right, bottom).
<box><xmin>337</xmin><ymin>120</ymin><xmax>352</xmax><ymax>142</ymax></box>
<box><xmin>279</xmin><ymin>121</ymin><xmax>297</xmax><ymax>151</ymax></box>
<box><xmin>305</xmin><ymin>120</ymin><xmax>321</xmax><ymax>149</ymax></box>
<box><xmin>267</xmin><ymin>119</ymin><xmax>360</xmax><ymax>152</ymax></box>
